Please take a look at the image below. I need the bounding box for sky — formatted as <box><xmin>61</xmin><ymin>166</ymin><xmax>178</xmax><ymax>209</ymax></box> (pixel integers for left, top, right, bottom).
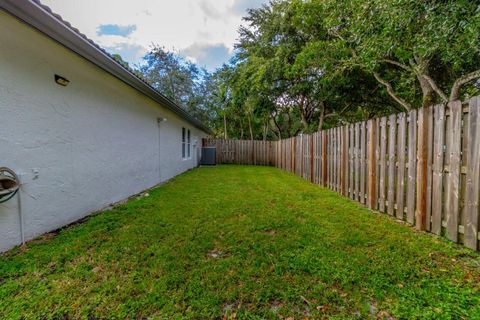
<box><xmin>41</xmin><ymin>0</ymin><xmax>267</xmax><ymax>71</ymax></box>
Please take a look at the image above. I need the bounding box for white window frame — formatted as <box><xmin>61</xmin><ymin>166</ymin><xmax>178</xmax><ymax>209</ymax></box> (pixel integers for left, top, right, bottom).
<box><xmin>182</xmin><ymin>127</ymin><xmax>186</xmax><ymax>159</ymax></box>
<box><xmin>187</xmin><ymin>129</ymin><xmax>191</xmax><ymax>158</ymax></box>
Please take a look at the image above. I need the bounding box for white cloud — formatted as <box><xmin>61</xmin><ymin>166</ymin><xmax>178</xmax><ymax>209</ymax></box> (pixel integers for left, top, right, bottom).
<box><xmin>182</xmin><ymin>43</ymin><xmax>233</xmax><ymax>71</ymax></box>
<box><xmin>198</xmin><ymin>0</ymin><xmax>223</xmax><ymax>20</ymax></box>
<box><xmin>40</xmin><ymin>0</ymin><xmax>268</xmax><ymax>70</ymax></box>
<box><xmin>104</xmin><ymin>43</ymin><xmax>147</xmax><ymax>67</ymax></box>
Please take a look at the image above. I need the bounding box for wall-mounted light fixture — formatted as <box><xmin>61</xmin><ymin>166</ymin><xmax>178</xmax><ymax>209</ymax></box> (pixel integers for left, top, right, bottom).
<box><xmin>157</xmin><ymin>117</ymin><xmax>167</xmax><ymax>125</ymax></box>
<box><xmin>54</xmin><ymin>74</ymin><xmax>70</xmax><ymax>86</ymax></box>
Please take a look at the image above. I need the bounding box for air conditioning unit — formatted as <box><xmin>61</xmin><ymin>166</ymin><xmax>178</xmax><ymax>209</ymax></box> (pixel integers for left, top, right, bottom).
<box><xmin>201</xmin><ymin>147</ymin><xmax>216</xmax><ymax>165</ymax></box>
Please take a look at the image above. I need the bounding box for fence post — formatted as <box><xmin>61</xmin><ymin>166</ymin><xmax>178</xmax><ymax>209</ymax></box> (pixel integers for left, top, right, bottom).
<box><xmin>292</xmin><ymin>138</ymin><xmax>296</xmax><ymax>173</ymax></box>
<box><xmin>465</xmin><ymin>96</ymin><xmax>480</xmax><ymax>250</ymax></box>
<box><xmin>322</xmin><ymin>132</ymin><xmax>328</xmax><ymax>186</ymax></box>
<box><xmin>252</xmin><ymin>140</ymin><xmax>255</xmax><ymax>165</ymax></box>
<box><xmin>341</xmin><ymin>126</ymin><xmax>348</xmax><ymax>196</ymax></box>
<box><xmin>445</xmin><ymin>101</ymin><xmax>462</xmax><ymax>242</ymax></box>
<box><xmin>300</xmin><ymin>135</ymin><xmax>304</xmax><ymax>178</ymax></box>
<box><xmin>309</xmin><ymin>134</ymin><xmax>314</xmax><ymax>182</ymax></box>
<box><xmin>368</xmin><ymin>119</ymin><xmax>377</xmax><ymax>210</ymax></box>
<box><xmin>416</xmin><ymin>107</ymin><xmax>428</xmax><ymax>231</ymax></box>
<box><xmin>268</xmin><ymin>141</ymin><xmax>272</xmax><ymax>166</ymax></box>
<box><xmin>339</xmin><ymin>128</ymin><xmax>344</xmax><ymax>194</ymax></box>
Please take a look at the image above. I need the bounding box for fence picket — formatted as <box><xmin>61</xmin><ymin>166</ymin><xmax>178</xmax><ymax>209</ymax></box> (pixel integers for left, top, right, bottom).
<box><xmin>396</xmin><ymin>113</ymin><xmax>406</xmax><ymax>220</ymax></box>
<box><xmin>342</xmin><ymin>126</ymin><xmax>349</xmax><ymax>196</ymax></box>
<box><xmin>368</xmin><ymin>120</ymin><xmax>377</xmax><ymax>209</ymax></box>
<box><xmin>465</xmin><ymin>97</ymin><xmax>480</xmax><ymax>250</ymax></box>
<box><xmin>360</xmin><ymin>122</ymin><xmax>366</xmax><ymax>204</ymax></box>
<box><xmin>416</xmin><ymin>107</ymin><xmax>429</xmax><ymax>231</ymax></box>
<box><xmin>379</xmin><ymin>117</ymin><xmax>387</xmax><ymax>211</ymax></box>
<box><xmin>425</xmin><ymin>106</ymin><xmax>434</xmax><ymax>231</ymax></box>
<box><xmin>324</xmin><ymin>134</ymin><xmax>328</xmax><ymax>185</ymax></box>
<box><xmin>349</xmin><ymin>125</ymin><xmax>355</xmax><ymax>199</ymax></box>
<box><xmin>431</xmin><ymin>104</ymin><xmax>445</xmax><ymax>235</ymax></box>
<box><xmin>333</xmin><ymin>130</ymin><xmax>337</xmax><ymax>191</ymax></box>
<box><xmin>445</xmin><ymin>101</ymin><xmax>462</xmax><ymax>242</ymax></box>
<box><xmin>354</xmin><ymin>127</ymin><xmax>358</xmax><ymax>198</ymax></box>
<box><xmin>387</xmin><ymin>114</ymin><xmax>396</xmax><ymax>216</ymax></box>
<box><xmin>407</xmin><ymin>110</ymin><xmax>417</xmax><ymax>224</ymax></box>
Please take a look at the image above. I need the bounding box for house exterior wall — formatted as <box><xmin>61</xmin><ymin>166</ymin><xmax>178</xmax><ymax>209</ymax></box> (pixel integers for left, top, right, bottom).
<box><xmin>0</xmin><ymin>11</ymin><xmax>208</xmax><ymax>252</ymax></box>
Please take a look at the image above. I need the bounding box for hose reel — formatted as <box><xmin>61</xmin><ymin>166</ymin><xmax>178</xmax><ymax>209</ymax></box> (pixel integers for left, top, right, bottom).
<box><xmin>0</xmin><ymin>167</ymin><xmax>19</xmax><ymax>204</ymax></box>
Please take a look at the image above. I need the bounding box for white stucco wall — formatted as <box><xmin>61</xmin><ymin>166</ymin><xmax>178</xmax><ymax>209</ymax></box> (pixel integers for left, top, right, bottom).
<box><xmin>0</xmin><ymin>11</ymin><xmax>208</xmax><ymax>252</ymax></box>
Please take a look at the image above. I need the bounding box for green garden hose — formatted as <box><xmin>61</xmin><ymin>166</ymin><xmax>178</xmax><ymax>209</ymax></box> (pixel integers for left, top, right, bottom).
<box><xmin>0</xmin><ymin>189</ymin><xmax>18</xmax><ymax>204</ymax></box>
<box><xmin>0</xmin><ymin>167</ymin><xmax>19</xmax><ymax>204</ymax></box>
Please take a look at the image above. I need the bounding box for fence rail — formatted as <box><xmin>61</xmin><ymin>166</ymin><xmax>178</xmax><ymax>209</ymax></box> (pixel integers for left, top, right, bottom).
<box><xmin>203</xmin><ymin>96</ymin><xmax>480</xmax><ymax>251</ymax></box>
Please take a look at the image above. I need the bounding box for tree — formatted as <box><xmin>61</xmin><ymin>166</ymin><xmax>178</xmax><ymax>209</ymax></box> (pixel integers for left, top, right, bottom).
<box><xmin>206</xmin><ymin>65</ymin><xmax>235</xmax><ymax>139</ymax></box>
<box><xmin>320</xmin><ymin>0</ymin><xmax>480</xmax><ymax>109</ymax></box>
<box><xmin>111</xmin><ymin>53</ymin><xmax>130</xmax><ymax>69</ymax></box>
<box><xmin>230</xmin><ymin>0</ymin><xmax>397</xmax><ymax>138</ymax></box>
<box><xmin>237</xmin><ymin>0</ymin><xmax>323</xmax><ymax>133</ymax></box>
<box><xmin>135</xmin><ymin>1</ymin><xmax>480</xmax><ymax>140</ymax></box>
<box><xmin>139</xmin><ymin>46</ymin><xmax>213</xmax><ymax>125</ymax></box>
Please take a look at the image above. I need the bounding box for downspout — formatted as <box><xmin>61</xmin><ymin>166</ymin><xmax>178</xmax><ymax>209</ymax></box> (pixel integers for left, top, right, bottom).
<box><xmin>17</xmin><ymin>182</ymin><xmax>25</xmax><ymax>245</ymax></box>
<box><xmin>157</xmin><ymin>117</ymin><xmax>167</xmax><ymax>182</ymax></box>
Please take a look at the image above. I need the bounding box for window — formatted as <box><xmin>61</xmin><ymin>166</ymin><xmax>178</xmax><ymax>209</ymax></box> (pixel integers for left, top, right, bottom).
<box><xmin>187</xmin><ymin>129</ymin><xmax>191</xmax><ymax>158</ymax></box>
<box><xmin>182</xmin><ymin>127</ymin><xmax>186</xmax><ymax>159</ymax></box>
<box><xmin>182</xmin><ymin>128</ymin><xmax>191</xmax><ymax>159</ymax></box>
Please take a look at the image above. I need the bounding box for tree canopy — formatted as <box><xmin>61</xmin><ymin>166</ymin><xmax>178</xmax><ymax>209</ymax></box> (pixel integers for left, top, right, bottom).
<box><xmin>139</xmin><ymin>46</ymin><xmax>214</xmax><ymax>127</ymax></box>
<box><xmin>132</xmin><ymin>0</ymin><xmax>480</xmax><ymax>140</ymax></box>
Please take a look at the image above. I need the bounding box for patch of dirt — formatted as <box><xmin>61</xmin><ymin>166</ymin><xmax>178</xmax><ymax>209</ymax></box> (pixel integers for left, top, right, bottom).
<box><xmin>222</xmin><ymin>302</ymin><xmax>240</xmax><ymax>320</ymax></box>
<box><xmin>269</xmin><ymin>300</ymin><xmax>284</xmax><ymax>314</ymax></box>
<box><xmin>29</xmin><ymin>231</ymin><xmax>59</xmax><ymax>245</ymax></box>
<box><xmin>136</xmin><ymin>192</ymin><xmax>150</xmax><ymax>200</ymax></box>
<box><xmin>369</xmin><ymin>302</ymin><xmax>396</xmax><ymax>320</ymax></box>
<box><xmin>208</xmin><ymin>249</ymin><xmax>230</xmax><ymax>259</ymax></box>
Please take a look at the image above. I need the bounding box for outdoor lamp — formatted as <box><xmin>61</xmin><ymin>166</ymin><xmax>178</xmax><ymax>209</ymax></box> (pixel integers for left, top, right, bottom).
<box><xmin>54</xmin><ymin>74</ymin><xmax>70</xmax><ymax>86</ymax></box>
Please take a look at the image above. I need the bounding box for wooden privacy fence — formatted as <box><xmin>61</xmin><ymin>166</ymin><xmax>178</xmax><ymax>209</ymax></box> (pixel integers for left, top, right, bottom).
<box><xmin>203</xmin><ymin>139</ymin><xmax>275</xmax><ymax>166</ymax></box>
<box><xmin>204</xmin><ymin>96</ymin><xmax>480</xmax><ymax>251</ymax></box>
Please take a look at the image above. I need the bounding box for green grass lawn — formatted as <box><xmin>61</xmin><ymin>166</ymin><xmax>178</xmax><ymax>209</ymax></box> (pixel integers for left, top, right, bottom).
<box><xmin>1</xmin><ymin>166</ymin><xmax>479</xmax><ymax>319</ymax></box>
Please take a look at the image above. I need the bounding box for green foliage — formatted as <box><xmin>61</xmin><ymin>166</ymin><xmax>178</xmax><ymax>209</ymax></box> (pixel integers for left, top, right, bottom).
<box><xmin>206</xmin><ymin>0</ymin><xmax>480</xmax><ymax>139</ymax></box>
<box><xmin>111</xmin><ymin>53</ymin><xmax>130</xmax><ymax>69</ymax></box>
<box><xmin>139</xmin><ymin>46</ymin><xmax>214</xmax><ymax>126</ymax></box>
<box><xmin>320</xmin><ymin>0</ymin><xmax>480</xmax><ymax>106</ymax></box>
<box><xmin>128</xmin><ymin>1</ymin><xmax>479</xmax><ymax>139</ymax></box>
<box><xmin>1</xmin><ymin>166</ymin><xmax>479</xmax><ymax>318</ymax></box>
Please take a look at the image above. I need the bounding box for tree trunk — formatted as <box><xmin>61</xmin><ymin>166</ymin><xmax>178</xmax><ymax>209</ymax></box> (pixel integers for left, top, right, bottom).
<box><xmin>262</xmin><ymin>121</ymin><xmax>268</xmax><ymax>141</ymax></box>
<box><xmin>287</xmin><ymin>113</ymin><xmax>292</xmax><ymax>137</ymax></box>
<box><xmin>298</xmin><ymin>96</ymin><xmax>309</xmax><ymax>131</ymax></box>
<box><xmin>300</xmin><ymin>114</ymin><xmax>309</xmax><ymax>131</ymax></box>
<box><xmin>413</xmin><ymin>56</ymin><xmax>436</xmax><ymax>109</ymax></box>
<box><xmin>271</xmin><ymin>114</ymin><xmax>283</xmax><ymax>139</ymax></box>
<box><xmin>223</xmin><ymin>113</ymin><xmax>228</xmax><ymax>139</ymax></box>
<box><xmin>418</xmin><ymin>74</ymin><xmax>435</xmax><ymax>108</ymax></box>
<box><xmin>450</xmin><ymin>69</ymin><xmax>480</xmax><ymax>101</ymax></box>
<box><xmin>318</xmin><ymin>101</ymin><xmax>325</xmax><ymax>132</ymax></box>
<box><xmin>247</xmin><ymin>113</ymin><xmax>254</xmax><ymax>141</ymax></box>
<box><xmin>239</xmin><ymin>117</ymin><xmax>244</xmax><ymax>139</ymax></box>
<box><xmin>373</xmin><ymin>72</ymin><xmax>412</xmax><ymax>111</ymax></box>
